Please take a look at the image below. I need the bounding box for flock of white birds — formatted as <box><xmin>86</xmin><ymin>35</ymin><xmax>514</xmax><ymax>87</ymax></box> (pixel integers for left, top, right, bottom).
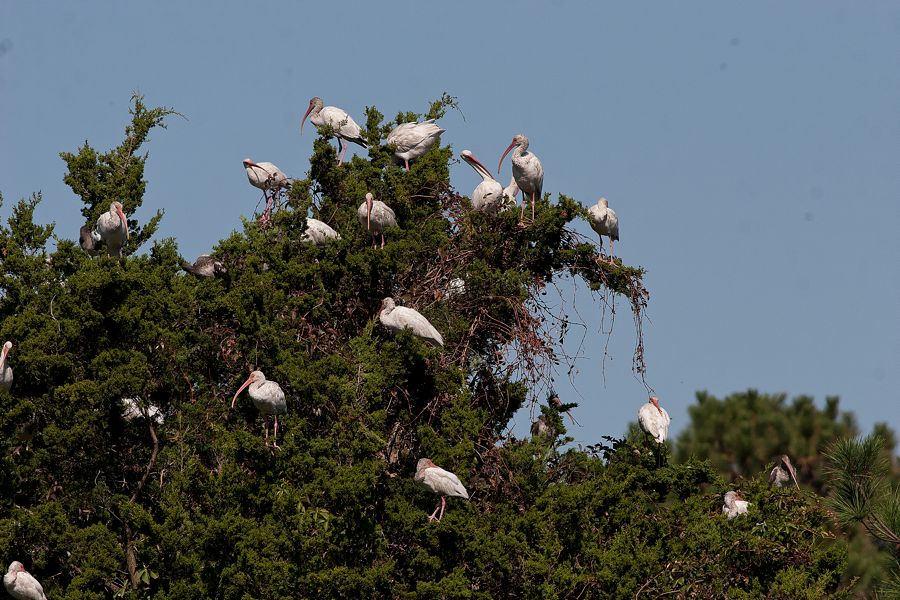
<box><xmin>0</xmin><ymin>97</ymin><xmax>798</xmax><ymax>597</ymax></box>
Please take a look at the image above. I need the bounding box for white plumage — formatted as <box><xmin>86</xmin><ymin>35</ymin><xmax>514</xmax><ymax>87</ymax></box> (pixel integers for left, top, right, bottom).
<box><xmin>414</xmin><ymin>458</ymin><xmax>469</xmax><ymax>521</ymax></box>
<box><xmin>588</xmin><ymin>198</ymin><xmax>619</xmax><ymax>263</ymax></box>
<box><xmin>242</xmin><ymin>159</ymin><xmax>287</xmax><ymax>192</ymax></box>
<box><xmin>300</xmin><ymin>96</ymin><xmax>367</xmax><ymax>165</ymax></box>
<box><xmin>768</xmin><ymin>455</ymin><xmax>800</xmax><ymax>489</ymax></box>
<box><xmin>0</xmin><ymin>341</ymin><xmax>12</xmax><ymax>391</ymax></box>
<box><xmin>461</xmin><ymin>150</ymin><xmax>504</xmax><ymax>214</ymax></box>
<box><xmin>387</xmin><ymin>120</ymin><xmax>445</xmax><ymax>171</ymax></box>
<box><xmin>498</xmin><ymin>134</ymin><xmax>544</xmax><ymax>222</ymax></box>
<box><xmin>357</xmin><ymin>193</ymin><xmax>397</xmax><ymax>249</ymax></box>
<box><xmin>4</xmin><ymin>561</ymin><xmax>48</xmax><ymax>600</ymax></box>
<box><xmin>301</xmin><ymin>218</ymin><xmax>341</xmax><ymax>247</ymax></box>
<box><xmin>379</xmin><ymin>298</ymin><xmax>444</xmax><ymax>347</ymax></box>
<box><xmin>723</xmin><ymin>491</ymin><xmax>751</xmax><ymax>519</ymax></box>
<box><xmin>120</xmin><ymin>397</ymin><xmax>165</xmax><ymax>425</ymax></box>
<box><xmin>95</xmin><ymin>201</ymin><xmax>129</xmax><ymax>257</ymax></box>
<box><xmin>638</xmin><ymin>396</ymin><xmax>670</xmax><ymax>444</ymax></box>
<box><xmin>232</xmin><ymin>370</ymin><xmax>288</xmax><ymax>448</ymax></box>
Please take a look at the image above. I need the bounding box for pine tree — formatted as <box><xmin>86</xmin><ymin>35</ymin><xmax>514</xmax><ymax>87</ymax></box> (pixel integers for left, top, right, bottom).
<box><xmin>0</xmin><ymin>95</ymin><xmax>852</xmax><ymax>599</ymax></box>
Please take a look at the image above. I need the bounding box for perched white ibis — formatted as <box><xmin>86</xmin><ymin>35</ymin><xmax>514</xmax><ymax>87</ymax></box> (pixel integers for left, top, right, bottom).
<box><xmin>768</xmin><ymin>454</ymin><xmax>800</xmax><ymax>489</ymax></box>
<box><xmin>4</xmin><ymin>561</ymin><xmax>48</xmax><ymax>600</ymax></box>
<box><xmin>243</xmin><ymin>159</ymin><xmax>288</xmax><ymax>224</ymax></box>
<box><xmin>497</xmin><ymin>134</ymin><xmax>544</xmax><ymax>223</ymax></box>
<box><xmin>182</xmin><ymin>255</ymin><xmax>227</xmax><ymax>278</ymax></box>
<box><xmin>357</xmin><ymin>193</ymin><xmax>397</xmax><ymax>249</ymax></box>
<box><xmin>0</xmin><ymin>341</ymin><xmax>12</xmax><ymax>391</ymax></box>
<box><xmin>232</xmin><ymin>370</ymin><xmax>287</xmax><ymax>448</ymax></box>
<box><xmin>387</xmin><ymin>120</ymin><xmax>445</xmax><ymax>171</ymax></box>
<box><xmin>461</xmin><ymin>150</ymin><xmax>504</xmax><ymax>214</ymax></box>
<box><xmin>379</xmin><ymin>298</ymin><xmax>444</xmax><ymax>347</ymax></box>
<box><xmin>723</xmin><ymin>491</ymin><xmax>751</xmax><ymax>519</ymax></box>
<box><xmin>588</xmin><ymin>198</ymin><xmax>619</xmax><ymax>263</ymax></box>
<box><xmin>300</xmin><ymin>96</ymin><xmax>367</xmax><ymax>166</ymax></box>
<box><xmin>301</xmin><ymin>218</ymin><xmax>341</xmax><ymax>247</ymax></box>
<box><xmin>414</xmin><ymin>458</ymin><xmax>469</xmax><ymax>522</ymax></box>
<box><xmin>95</xmin><ymin>201</ymin><xmax>129</xmax><ymax>257</ymax></box>
<box><xmin>120</xmin><ymin>397</ymin><xmax>165</xmax><ymax>425</ymax></box>
<box><xmin>638</xmin><ymin>396</ymin><xmax>670</xmax><ymax>444</ymax></box>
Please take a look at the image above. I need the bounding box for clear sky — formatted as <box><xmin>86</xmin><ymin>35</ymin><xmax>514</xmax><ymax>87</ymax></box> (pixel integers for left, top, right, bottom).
<box><xmin>1</xmin><ymin>2</ymin><xmax>897</xmax><ymax>444</ymax></box>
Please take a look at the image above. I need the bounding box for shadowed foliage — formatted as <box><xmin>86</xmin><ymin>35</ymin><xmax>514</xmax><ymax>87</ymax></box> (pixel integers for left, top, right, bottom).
<box><xmin>0</xmin><ymin>96</ymin><xmax>855</xmax><ymax>599</ymax></box>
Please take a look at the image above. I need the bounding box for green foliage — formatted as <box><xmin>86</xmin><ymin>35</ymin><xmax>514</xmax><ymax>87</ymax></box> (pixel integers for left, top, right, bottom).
<box><xmin>0</xmin><ymin>97</ymin><xmax>854</xmax><ymax>599</ymax></box>
<box><xmin>675</xmin><ymin>389</ymin><xmax>899</xmax><ymax>596</ymax></box>
<box><xmin>824</xmin><ymin>435</ymin><xmax>900</xmax><ymax>596</ymax></box>
<box><xmin>59</xmin><ymin>92</ymin><xmax>178</xmax><ymax>254</ymax></box>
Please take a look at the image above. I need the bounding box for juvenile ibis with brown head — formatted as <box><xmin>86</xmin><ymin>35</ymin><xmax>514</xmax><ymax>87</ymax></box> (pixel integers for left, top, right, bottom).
<box><xmin>769</xmin><ymin>455</ymin><xmax>800</xmax><ymax>489</ymax></box>
<box><xmin>723</xmin><ymin>491</ymin><xmax>751</xmax><ymax>519</ymax></box>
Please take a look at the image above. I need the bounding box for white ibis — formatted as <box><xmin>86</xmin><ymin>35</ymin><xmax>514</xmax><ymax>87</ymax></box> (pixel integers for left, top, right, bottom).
<box><xmin>414</xmin><ymin>458</ymin><xmax>469</xmax><ymax>522</ymax></box>
<box><xmin>460</xmin><ymin>150</ymin><xmax>504</xmax><ymax>214</ymax></box>
<box><xmin>497</xmin><ymin>134</ymin><xmax>544</xmax><ymax>223</ymax></box>
<box><xmin>768</xmin><ymin>455</ymin><xmax>800</xmax><ymax>489</ymax></box>
<box><xmin>357</xmin><ymin>193</ymin><xmax>397</xmax><ymax>249</ymax></box>
<box><xmin>120</xmin><ymin>397</ymin><xmax>165</xmax><ymax>425</ymax></box>
<box><xmin>300</xmin><ymin>96</ymin><xmax>367</xmax><ymax>166</ymax></box>
<box><xmin>387</xmin><ymin>120</ymin><xmax>445</xmax><ymax>171</ymax></box>
<box><xmin>588</xmin><ymin>198</ymin><xmax>619</xmax><ymax>263</ymax></box>
<box><xmin>0</xmin><ymin>341</ymin><xmax>12</xmax><ymax>391</ymax></box>
<box><xmin>379</xmin><ymin>298</ymin><xmax>444</xmax><ymax>347</ymax></box>
<box><xmin>95</xmin><ymin>201</ymin><xmax>129</xmax><ymax>257</ymax></box>
<box><xmin>182</xmin><ymin>255</ymin><xmax>227</xmax><ymax>278</ymax></box>
<box><xmin>723</xmin><ymin>491</ymin><xmax>751</xmax><ymax>519</ymax></box>
<box><xmin>242</xmin><ymin>159</ymin><xmax>288</xmax><ymax>224</ymax></box>
<box><xmin>232</xmin><ymin>370</ymin><xmax>287</xmax><ymax>448</ymax></box>
<box><xmin>4</xmin><ymin>561</ymin><xmax>48</xmax><ymax>600</ymax></box>
<box><xmin>638</xmin><ymin>396</ymin><xmax>670</xmax><ymax>444</ymax></box>
<box><xmin>301</xmin><ymin>218</ymin><xmax>341</xmax><ymax>247</ymax></box>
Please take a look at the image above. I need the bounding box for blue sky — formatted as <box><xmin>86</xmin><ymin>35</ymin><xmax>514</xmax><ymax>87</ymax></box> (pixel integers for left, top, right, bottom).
<box><xmin>1</xmin><ymin>2</ymin><xmax>897</xmax><ymax>444</ymax></box>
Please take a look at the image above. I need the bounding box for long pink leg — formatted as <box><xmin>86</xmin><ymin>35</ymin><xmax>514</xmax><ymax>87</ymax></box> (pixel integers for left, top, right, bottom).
<box><xmin>519</xmin><ymin>191</ymin><xmax>527</xmax><ymax>224</ymax></box>
<box><xmin>272</xmin><ymin>416</ymin><xmax>280</xmax><ymax>449</ymax></box>
<box><xmin>380</xmin><ymin>233</ymin><xmax>386</xmax><ymax>249</ymax></box>
<box><xmin>608</xmin><ymin>239</ymin><xmax>615</xmax><ymax>264</ymax></box>
<box><xmin>531</xmin><ymin>192</ymin><xmax>536</xmax><ymax>221</ymax></box>
<box><xmin>405</xmin><ymin>159</ymin><xmax>410</xmax><ymax>171</ymax></box>
<box><xmin>428</xmin><ymin>503</ymin><xmax>441</xmax><ymax>521</ymax></box>
<box><xmin>437</xmin><ymin>496</ymin><xmax>447</xmax><ymax>521</ymax></box>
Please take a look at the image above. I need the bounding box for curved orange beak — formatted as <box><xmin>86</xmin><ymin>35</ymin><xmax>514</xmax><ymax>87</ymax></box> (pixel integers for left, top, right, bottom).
<box><xmin>231</xmin><ymin>374</ymin><xmax>254</xmax><ymax>408</ymax></box>
<box><xmin>497</xmin><ymin>139</ymin><xmax>517</xmax><ymax>174</ymax></box>
<box><xmin>300</xmin><ymin>100</ymin><xmax>315</xmax><ymax>135</ymax></box>
<box><xmin>464</xmin><ymin>152</ymin><xmax>491</xmax><ymax>178</ymax></box>
<box><xmin>0</xmin><ymin>343</ymin><xmax>9</xmax><ymax>371</ymax></box>
<box><xmin>116</xmin><ymin>204</ymin><xmax>130</xmax><ymax>240</ymax></box>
